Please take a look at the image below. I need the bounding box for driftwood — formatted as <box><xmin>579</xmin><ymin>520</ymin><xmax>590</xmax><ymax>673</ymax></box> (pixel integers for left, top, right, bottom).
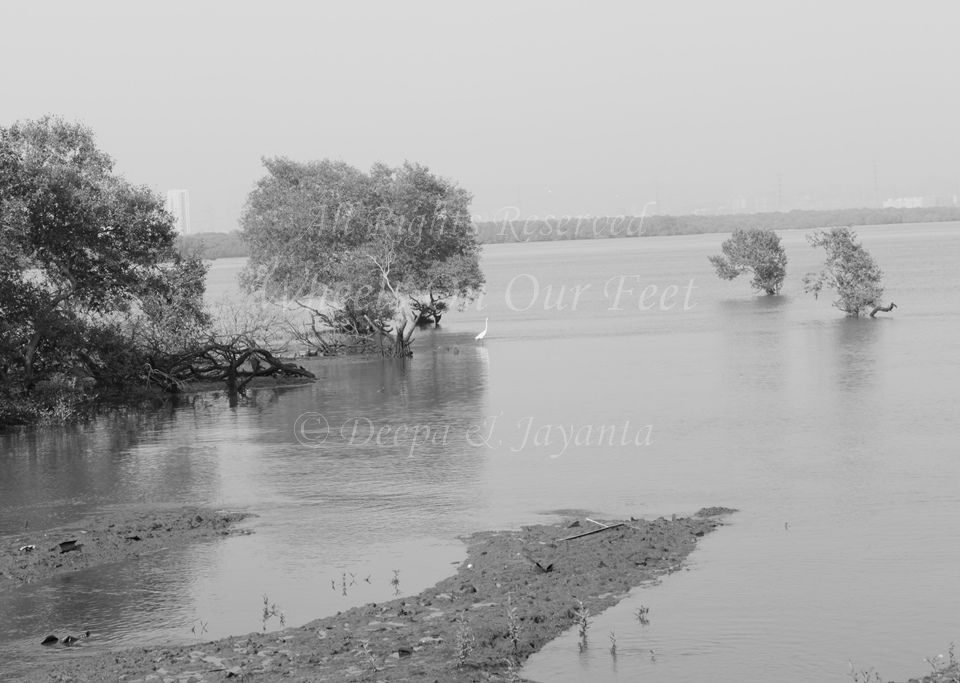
<box><xmin>145</xmin><ymin>343</ymin><xmax>315</xmax><ymax>406</ymax></box>
<box><xmin>869</xmin><ymin>302</ymin><xmax>897</xmax><ymax>317</ymax></box>
<box><xmin>558</xmin><ymin>522</ymin><xmax>626</xmax><ymax>542</ymax></box>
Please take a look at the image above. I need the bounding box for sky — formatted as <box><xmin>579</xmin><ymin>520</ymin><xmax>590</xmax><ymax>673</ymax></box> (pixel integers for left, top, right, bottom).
<box><xmin>2</xmin><ymin>1</ymin><xmax>959</xmax><ymax>231</ymax></box>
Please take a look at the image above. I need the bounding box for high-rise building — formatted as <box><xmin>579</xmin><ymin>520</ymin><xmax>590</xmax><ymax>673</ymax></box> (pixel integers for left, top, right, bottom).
<box><xmin>165</xmin><ymin>190</ymin><xmax>191</xmax><ymax>234</ymax></box>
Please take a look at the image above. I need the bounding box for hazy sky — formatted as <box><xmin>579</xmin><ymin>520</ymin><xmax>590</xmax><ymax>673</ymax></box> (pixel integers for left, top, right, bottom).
<box><xmin>3</xmin><ymin>1</ymin><xmax>958</xmax><ymax>230</ymax></box>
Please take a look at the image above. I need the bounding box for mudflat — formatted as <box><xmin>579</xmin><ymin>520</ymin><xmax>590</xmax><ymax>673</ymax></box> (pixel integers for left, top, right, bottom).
<box><xmin>27</xmin><ymin>508</ymin><xmax>735</xmax><ymax>682</ymax></box>
<box><xmin>0</xmin><ymin>507</ymin><xmax>253</xmax><ymax>586</ymax></box>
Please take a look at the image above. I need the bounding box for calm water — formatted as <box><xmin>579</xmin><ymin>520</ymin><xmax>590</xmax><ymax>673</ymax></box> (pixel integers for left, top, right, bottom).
<box><xmin>1</xmin><ymin>223</ymin><xmax>959</xmax><ymax>681</ymax></box>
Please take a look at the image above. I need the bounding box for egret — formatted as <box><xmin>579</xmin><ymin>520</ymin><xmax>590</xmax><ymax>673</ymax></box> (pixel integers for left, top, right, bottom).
<box><xmin>475</xmin><ymin>317</ymin><xmax>489</xmax><ymax>341</ymax></box>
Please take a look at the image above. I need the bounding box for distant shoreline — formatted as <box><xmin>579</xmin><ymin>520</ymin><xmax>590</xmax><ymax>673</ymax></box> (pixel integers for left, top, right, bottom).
<box><xmin>179</xmin><ymin>207</ymin><xmax>960</xmax><ymax>259</ymax></box>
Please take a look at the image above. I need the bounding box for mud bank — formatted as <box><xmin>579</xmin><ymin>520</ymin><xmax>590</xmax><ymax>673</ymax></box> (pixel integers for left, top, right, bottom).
<box><xmin>0</xmin><ymin>508</ymin><xmax>253</xmax><ymax>586</ymax></box>
<box><xmin>29</xmin><ymin>508</ymin><xmax>734</xmax><ymax>682</ymax></box>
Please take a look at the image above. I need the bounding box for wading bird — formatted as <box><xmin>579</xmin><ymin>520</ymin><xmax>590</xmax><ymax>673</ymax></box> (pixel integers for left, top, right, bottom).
<box><xmin>475</xmin><ymin>317</ymin><xmax>489</xmax><ymax>342</ymax></box>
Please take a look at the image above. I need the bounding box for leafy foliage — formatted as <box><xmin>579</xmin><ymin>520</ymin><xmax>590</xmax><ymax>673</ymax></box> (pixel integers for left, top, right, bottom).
<box><xmin>708</xmin><ymin>228</ymin><xmax>787</xmax><ymax>294</ymax></box>
<box><xmin>239</xmin><ymin>157</ymin><xmax>484</xmax><ymax>352</ymax></box>
<box><xmin>0</xmin><ymin>116</ymin><xmax>208</xmax><ymax>422</ymax></box>
<box><xmin>802</xmin><ymin>227</ymin><xmax>884</xmax><ymax>316</ymax></box>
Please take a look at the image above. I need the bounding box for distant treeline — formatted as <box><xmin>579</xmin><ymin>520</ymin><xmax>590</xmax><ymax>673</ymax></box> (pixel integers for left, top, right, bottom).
<box><xmin>474</xmin><ymin>206</ymin><xmax>960</xmax><ymax>243</ymax></box>
<box><xmin>179</xmin><ymin>206</ymin><xmax>960</xmax><ymax>258</ymax></box>
<box><xmin>177</xmin><ymin>231</ymin><xmax>250</xmax><ymax>259</ymax></box>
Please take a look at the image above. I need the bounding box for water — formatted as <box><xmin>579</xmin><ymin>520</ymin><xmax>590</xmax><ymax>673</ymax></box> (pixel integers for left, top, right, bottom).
<box><xmin>2</xmin><ymin>223</ymin><xmax>959</xmax><ymax>681</ymax></box>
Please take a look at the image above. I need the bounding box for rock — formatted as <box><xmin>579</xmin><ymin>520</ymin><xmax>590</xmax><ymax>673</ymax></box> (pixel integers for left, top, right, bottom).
<box><xmin>41</xmin><ymin>635</ymin><xmax>58</xmax><ymax>645</ymax></box>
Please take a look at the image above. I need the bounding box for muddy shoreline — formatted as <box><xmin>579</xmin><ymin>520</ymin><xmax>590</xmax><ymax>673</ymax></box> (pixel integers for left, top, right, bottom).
<box><xmin>13</xmin><ymin>508</ymin><xmax>733</xmax><ymax>682</ymax></box>
<box><xmin>4</xmin><ymin>506</ymin><xmax>951</xmax><ymax>682</ymax></box>
<box><xmin>0</xmin><ymin>508</ymin><xmax>253</xmax><ymax>586</ymax></box>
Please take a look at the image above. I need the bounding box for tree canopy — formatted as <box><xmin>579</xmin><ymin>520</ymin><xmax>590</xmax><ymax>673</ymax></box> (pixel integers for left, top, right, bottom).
<box><xmin>239</xmin><ymin>157</ymin><xmax>484</xmax><ymax>354</ymax></box>
<box><xmin>708</xmin><ymin>228</ymin><xmax>787</xmax><ymax>295</ymax></box>
<box><xmin>0</xmin><ymin>116</ymin><xmax>211</xmax><ymax>423</ymax></box>
<box><xmin>802</xmin><ymin>227</ymin><xmax>885</xmax><ymax>316</ymax></box>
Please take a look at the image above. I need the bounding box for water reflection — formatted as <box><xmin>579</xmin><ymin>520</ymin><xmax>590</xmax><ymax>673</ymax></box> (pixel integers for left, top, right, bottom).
<box><xmin>0</xmin><ymin>408</ymin><xmax>207</xmax><ymax>535</ymax></box>
<box><xmin>717</xmin><ymin>295</ymin><xmax>790</xmax><ymax>394</ymax></box>
<box><xmin>830</xmin><ymin>317</ymin><xmax>886</xmax><ymax>393</ymax></box>
<box><xmin>0</xmin><ymin>344</ymin><xmax>492</xmax><ymax>673</ymax></box>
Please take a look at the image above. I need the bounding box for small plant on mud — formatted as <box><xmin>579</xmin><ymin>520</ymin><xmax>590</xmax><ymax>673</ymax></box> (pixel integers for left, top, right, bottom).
<box><xmin>635</xmin><ymin>605</ymin><xmax>650</xmax><ymax>625</ymax></box>
<box><xmin>847</xmin><ymin>662</ymin><xmax>883</xmax><ymax>683</ymax></box>
<box><xmin>261</xmin><ymin>595</ymin><xmax>286</xmax><ymax>632</ymax></box>
<box><xmin>574</xmin><ymin>599</ymin><xmax>590</xmax><ymax>653</ymax></box>
<box><xmin>391</xmin><ymin>569</ymin><xmax>401</xmax><ymax>596</ymax></box>
<box><xmin>357</xmin><ymin>638</ymin><xmax>378</xmax><ymax>671</ymax></box>
<box><xmin>609</xmin><ymin>631</ymin><xmax>617</xmax><ymax>658</ymax></box>
<box><xmin>454</xmin><ymin>612</ymin><xmax>476</xmax><ymax>669</ymax></box>
<box><xmin>505</xmin><ymin>596</ymin><xmax>521</xmax><ymax>652</ymax></box>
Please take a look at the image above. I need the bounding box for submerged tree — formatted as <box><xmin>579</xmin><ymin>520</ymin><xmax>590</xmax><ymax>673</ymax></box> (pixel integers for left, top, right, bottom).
<box><xmin>802</xmin><ymin>227</ymin><xmax>893</xmax><ymax>317</ymax></box>
<box><xmin>708</xmin><ymin>228</ymin><xmax>787</xmax><ymax>295</ymax></box>
<box><xmin>239</xmin><ymin>157</ymin><xmax>484</xmax><ymax>356</ymax></box>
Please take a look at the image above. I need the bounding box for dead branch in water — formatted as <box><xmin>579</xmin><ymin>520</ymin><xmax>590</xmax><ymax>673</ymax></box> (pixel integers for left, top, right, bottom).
<box><xmin>869</xmin><ymin>301</ymin><xmax>897</xmax><ymax>317</ymax></box>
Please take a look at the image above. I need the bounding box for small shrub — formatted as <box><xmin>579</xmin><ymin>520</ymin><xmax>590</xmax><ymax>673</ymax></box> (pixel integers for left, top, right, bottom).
<box><xmin>261</xmin><ymin>595</ymin><xmax>286</xmax><ymax>632</ymax></box>
<box><xmin>574</xmin><ymin>600</ymin><xmax>590</xmax><ymax>652</ymax></box>
<box><xmin>454</xmin><ymin>612</ymin><xmax>475</xmax><ymax>669</ymax></box>
<box><xmin>506</xmin><ymin>596</ymin><xmax>521</xmax><ymax>652</ymax></box>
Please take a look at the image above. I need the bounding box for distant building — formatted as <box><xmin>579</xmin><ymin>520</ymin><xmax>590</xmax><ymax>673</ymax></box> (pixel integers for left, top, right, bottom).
<box><xmin>882</xmin><ymin>196</ymin><xmax>924</xmax><ymax>209</ymax></box>
<box><xmin>165</xmin><ymin>190</ymin><xmax>191</xmax><ymax>234</ymax></box>
<box><xmin>882</xmin><ymin>196</ymin><xmax>955</xmax><ymax>209</ymax></box>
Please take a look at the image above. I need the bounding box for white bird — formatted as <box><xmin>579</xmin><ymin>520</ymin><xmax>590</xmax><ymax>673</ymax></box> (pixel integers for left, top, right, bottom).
<box><xmin>475</xmin><ymin>317</ymin><xmax>489</xmax><ymax>341</ymax></box>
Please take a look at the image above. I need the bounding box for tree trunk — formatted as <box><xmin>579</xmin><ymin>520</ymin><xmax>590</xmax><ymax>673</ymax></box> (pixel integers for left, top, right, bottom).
<box><xmin>226</xmin><ymin>356</ymin><xmax>239</xmax><ymax>407</ymax></box>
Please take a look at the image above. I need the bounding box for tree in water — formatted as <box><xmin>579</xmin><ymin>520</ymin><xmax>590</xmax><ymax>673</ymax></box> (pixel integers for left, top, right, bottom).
<box><xmin>802</xmin><ymin>227</ymin><xmax>893</xmax><ymax>317</ymax></box>
<box><xmin>708</xmin><ymin>228</ymin><xmax>787</xmax><ymax>295</ymax></box>
<box><xmin>239</xmin><ymin>158</ymin><xmax>484</xmax><ymax>356</ymax></box>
